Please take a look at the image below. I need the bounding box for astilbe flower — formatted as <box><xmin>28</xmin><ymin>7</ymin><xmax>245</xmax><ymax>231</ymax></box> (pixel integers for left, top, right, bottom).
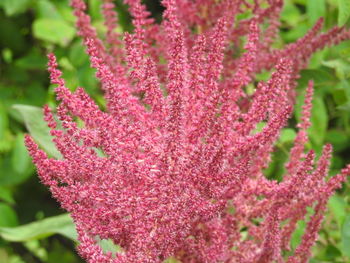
<box><xmin>25</xmin><ymin>0</ymin><xmax>350</xmax><ymax>262</ymax></box>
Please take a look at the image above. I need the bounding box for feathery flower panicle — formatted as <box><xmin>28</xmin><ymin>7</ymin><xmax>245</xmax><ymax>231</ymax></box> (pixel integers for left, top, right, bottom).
<box><xmin>25</xmin><ymin>0</ymin><xmax>350</xmax><ymax>262</ymax></box>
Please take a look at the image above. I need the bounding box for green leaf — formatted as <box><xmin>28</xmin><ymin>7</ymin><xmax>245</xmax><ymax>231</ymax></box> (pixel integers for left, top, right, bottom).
<box><xmin>0</xmin><ymin>203</ymin><xmax>18</xmax><ymax>227</ymax></box>
<box><xmin>338</xmin><ymin>0</ymin><xmax>350</xmax><ymax>27</ymax></box>
<box><xmin>15</xmin><ymin>49</ymin><xmax>47</xmax><ymax>70</ymax></box>
<box><xmin>11</xmin><ymin>133</ymin><xmax>33</xmax><ymax>175</ymax></box>
<box><xmin>46</xmin><ymin>240</ymin><xmax>80</xmax><ymax>263</ymax></box>
<box><xmin>317</xmin><ymin>244</ymin><xmax>342</xmax><ymax>261</ymax></box>
<box><xmin>298</xmin><ymin>69</ymin><xmax>337</xmax><ymax>92</ymax></box>
<box><xmin>281</xmin><ymin>0</ymin><xmax>302</xmax><ymax>27</ymax></box>
<box><xmin>12</xmin><ymin>104</ymin><xmax>61</xmax><ymax>159</ymax></box>
<box><xmin>0</xmin><ymin>155</ymin><xmax>33</xmax><ymax>186</ymax></box>
<box><xmin>307</xmin><ymin>0</ymin><xmax>326</xmax><ymax>26</ymax></box>
<box><xmin>252</xmin><ymin>122</ymin><xmax>267</xmax><ymax>134</ymax></box>
<box><xmin>0</xmin><ymin>104</ymin><xmax>11</xmax><ymax>152</ymax></box>
<box><xmin>0</xmin><ymin>214</ymin><xmax>77</xmax><ymax>242</ymax></box>
<box><xmin>24</xmin><ymin>240</ymin><xmax>48</xmax><ymax>261</ymax></box>
<box><xmin>69</xmin><ymin>40</ymin><xmax>88</xmax><ymax>68</ymax></box>
<box><xmin>322</xmin><ymin>59</ymin><xmax>350</xmax><ymax>80</ymax></box>
<box><xmin>279</xmin><ymin>128</ymin><xmax>297</xmax><ymax>144</ymax></box>
<box><xmin>341</xmin><ymin>214</ymin><xmax>350</xmax><ymax>258</ymax></box>
<box><xmin>164</xmin><ymin>257</ymin><xmax>181</xmax><ymax>263</ymax></box>
<box><xmin>291</xmin><ymin>220</ymin><xmax>306</xmax><ymax>250</ymax></box>
<box><xmin>0</xmin><ymin>104</ymin><xmax>8</xmax><ymax>140</ymax></box>
<box><xmin>0</xmin><ymin>186</ymin><xmax>15</xmax><ymax>204</ymax></box>
<box><xmin>34</xmin><ymin>0</ymin><xmax>62</xmax><ymax>20</ymax></box>
<box><xmin>97</xmin><ymin>238</ymin><xmax>122</xmax><ymax>257</ymax></box>
<box><xmin>329</xmin><ymin>195</ymin><xmax>346</xmax><ymax>227</ymax></box>
<box><xmin>308</xmin><ymin>96</ymin><xmax>328</xmax><ymax>147</ymax></box>
<box><xmin>1</xmin><ymin>0</ymin><xmax>31</xmax><ymax>16</ymax></box>
<box><xmin>89</xmin><ymin>0</ymin><xmax>103</xmax><ymax>20</ymax></box>
<box><xmin>33</xmin><ymin>18</ymin><xmax>75</xmax><ymax>47</ymax></box>
<box><xmin>325</xmin><ymin>129</ymin><xmax>349</xmax><ymax>152</ymax></box>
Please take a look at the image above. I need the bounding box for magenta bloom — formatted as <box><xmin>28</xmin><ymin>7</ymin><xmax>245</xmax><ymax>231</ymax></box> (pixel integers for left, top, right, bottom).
<box><xmin>26</xmin><ymin>0</ymin><xmax>350</xmax><ymax>262</ymax></box>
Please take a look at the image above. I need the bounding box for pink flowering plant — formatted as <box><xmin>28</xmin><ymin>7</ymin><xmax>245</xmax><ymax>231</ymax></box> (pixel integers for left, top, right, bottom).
<box><xmin>24</xmin><ymin>0</ymin><xmax>350</xmax><ymax>262</ymax></box>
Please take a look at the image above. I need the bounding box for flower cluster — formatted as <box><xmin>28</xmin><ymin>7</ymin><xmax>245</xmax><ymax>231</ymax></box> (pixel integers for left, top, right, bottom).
<box><xmin>26</xmin><ymin>0</ymin><xmax>350</xmax><ymax>262</ymax></box>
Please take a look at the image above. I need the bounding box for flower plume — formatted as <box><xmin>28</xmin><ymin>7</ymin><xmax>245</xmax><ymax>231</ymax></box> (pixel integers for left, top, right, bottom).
<box><xmin>25</xmin><ymin>0</ymin><xmax>350</xmax><ymax>262</ymax></box>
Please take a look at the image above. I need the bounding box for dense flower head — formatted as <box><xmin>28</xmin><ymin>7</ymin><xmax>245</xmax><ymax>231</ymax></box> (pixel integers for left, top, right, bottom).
<box><xmin>25</xmin><ymin>0</ymin><xmax>350</xmax><ymax>262</ymax></box>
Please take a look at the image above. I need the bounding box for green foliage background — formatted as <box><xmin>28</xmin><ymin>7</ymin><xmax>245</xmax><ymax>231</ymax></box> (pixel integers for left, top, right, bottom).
<box><xmin>0</xmin><ymin>0</ymin><xmax>350</xmax><ymax>262</ymax></box>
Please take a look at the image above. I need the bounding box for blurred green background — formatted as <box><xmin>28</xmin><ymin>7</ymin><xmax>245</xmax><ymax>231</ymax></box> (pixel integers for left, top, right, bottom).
<box><xmin>0</xmin><ymin>0</ymin><xmax>350</xmax><ymax>262</ymax></box>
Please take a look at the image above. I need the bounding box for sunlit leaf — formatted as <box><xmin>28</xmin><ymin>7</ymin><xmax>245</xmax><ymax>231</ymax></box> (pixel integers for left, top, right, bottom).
<box><xmin>1</xmin><ymin>0</ymin><xmax>31</xmax><ymax>16</ymax></box>
<box><xmin>0</xmin><ymin>186</ymin><xmax>15</xmax><ymax>204</ymax></box>
<box><xmin>279</xmin><ymin>128</ymin><xmax>297</xmax><ymax>144</ymax></box>
<box><xmin>0</xmin><ymin>203</ymin><xmax>18</xmax><ymax>227</ymax></box>
<box><xmin>341</xmin><ymin>214</ymin><xmax>350</xmax><ymax>257</ymax></box>
<box><xmin>325</xmin><ymin>129</ymin><xmax>349</xmax><ymax>152</ymax></box>
<box><xmin>329</xmin><ymin>195</ymin><xmax>346</xmax><ymax>227</ymax></box>
<box><xmin>0</xmin><ymin>214</ymin><xmax>77</xmax><ymax>242</ymax></box>
<box><xmin>11</xmin><ymin>133</ymin><xmax>33</xmax><ymax>175</ymax></box>
<box><xmin>12</xmin><ymin>104</ymin><xmax>61</xmax><ymax>159</ymax></box>
<box><xmin>291</xmin><ymin>220</ymin><xmax>306</xmax><ymax>250</ymax></box>
<box><xmin>307</xmin><ymin>0</ymin><xmax>326</xmax><ymax>26</ymax></box>
<box><xmin>338</xmin><ymin>0</ymin><xmax>350</xmax><ymax>27</ymax></box>
<box><xmin>309</xmin><ymin>97</ymin><xmax>328</xmax><ymax>147</ymax></box>
<box><xmin>33</xmin><ymin>18</ymin><xmax>75</xmax><ymax>46</ymax></box>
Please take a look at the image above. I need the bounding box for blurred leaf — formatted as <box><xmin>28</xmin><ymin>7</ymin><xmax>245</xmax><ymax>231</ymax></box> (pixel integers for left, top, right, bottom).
<box><xmin>282</xmin><ymin>23</ymin><xmax>309</xmax><ymax>42</ymax></box>
<box><xmin>308</xmin><ymin>49</ymin><xmax>328</xmax><ymax>69</ymax></box>
<box><xmin>0</xmin><ymin>203</ymin><xmax>18</xmax><ymax>227</ymax></box>
<box><xmin>69</xmin><ymin>40</ymin><xmax>88</xmax><ymax>68</ymax></box>
<box><xmin>0</xmin><ymin>186</ymin><xmax>15</xmax><ymax>204</ymax></box>
<box><xmin>0</xmin><ymin>250</ymin><xmax>25</xmax><ymax>263</ymax></box>
<box><xmin>97</xmin><ymin>238</ymin><xmax>122</xmax><ymax>256</ymax></box>
<box><xmin>281</xmin><ymin>0</ymin><xmax>301</xmax><ymax>26</ymax></box>
<box><xmin>89</xmin><ymin>0</ymin><xmax>103</xmax><ymax>20</ymax></box>
<box><xmin>0</xmin><ymin>213</ymin><xmax>77</xmax><ymax>242</ymax></box>
<box><xmin>2</xmin><ymin>48</ymin><xmax>13</xmax><ymax>63</ymax></box>
<box><xmin>1</xmin><ymin>0</ymin><xmax>31</xmax><ymax>16</ymax></box>
<box><xmin>332</xmin><ymin>88</ymin><xmax>348</xmax><ymax>106</ymax></box>
<box><xmin>298</xmin><ymin>69</ymin><xmax>337</xmax><ymax>92</ymax></box>
<box><xmin>338</xmin><ymin>101</ymin><xmax>350</xmax><ymax>111</ymax></box>
<box><xmin>338</xmin><ymin>0</ymin><xmax>350</xmax><ymax>27</ymax></box>
<box><xmin>11</xmin><ymin>133</ymin><xmax>33</xmax><ymax>175</ymax></box>
<box><xmin>317</xmin><ymin>244</ymin><xmax>342</xmax><ymax>261</ymax></box>
<box><xmin>47</xmin><ymin>239</ymin><xmax>82</xmax><ymax>263</ymax></box>
<box><xmin>33</xmin><ymin>18</ymin><xmax>75</xmax><ymax>47</ymax></box>
<box><xmin>331</xmin><ymin>155</ymin><xmax>345</xmax><ymax>171</ymax></box>
<box><xmin>12</xmin><ymin>104</ymin><xmax>61</xmax><ymax>159</ymax></box>
<box><xmin>0</xmin><ymin>156</ymin><xmax>33</xmax><ymax>186</ymax></box>
<box><xmin>0</xmin><ymin>15</ymin><xmax>28</xmax><ymax>58</ymax></box>
<box><xmin>279</xmin><ymin>128</ymin><xmax>297</xmax><ymax>144</ymax></box>
<box><xmin>341</xmin><ymin>214</ymin><xmax>350</xmax><ymax>258</ymax></box>
<box><xmin>55</xmin><ymin>2</ymin><xmax>76</xmax><ymax>23</ymax></box>
<box><xmin>164</xmin><ymin>257</ymin><xmax>181</xmax><ymax>263</ymax></box>
<box><xmin>329</xmin><ymin>195</ymin><xmax>346</xmax><ymax>227</ymax></box>
<box><xmin>307</xmin><ymin>0</ymin><xmax>326</xmax><ymax>26</ymax></box>
<box><xmin>0</xmin><ymin>104</ymin><xmax>8</xmax><ymax>140</ymax></box>
<box><xmin>15</xmin><ymin>49</ymin><xmax>47</xmax><ymax>70</ymax></box>
<box><xmin>325</xmin><ymin>129</ymin><xmax>349</xmax><ymax>152</ymax></box>
<box><xmin>34</xmin><ymin>0</ymin><xmax>62</xmax><ymax>19</ymax></box>
<box><xmin>299</xmin><ymin>69</ymin><xmax>336</xmax><ymax>84</ymax></box>
<box><xmin>322</xmin><ymin>59</ymin><xmax>350</xmax><ymax>80</ymax></box>
<box><xmin>310</xmin><ymin>97</ymin><xmax>328</xmax><ymax>147</ymax></box>
<box><xmin>77</xmin><ymin>64</ymin><xmax>99</xmax><ymax>93</ymax></box>
<box><xmin>24</xmin><ymin>240</ymin><xmax>48</xmax><ymax>261</ymax></box>
<box><xmin>252</xmin><ymin>122</ymin><xmax>266</xmax><ymax>134</ymax></box>
<box><xmin>291</xmin><ymin>220</ymin><xmax>306</xmax><ymax>250</ymax></box>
